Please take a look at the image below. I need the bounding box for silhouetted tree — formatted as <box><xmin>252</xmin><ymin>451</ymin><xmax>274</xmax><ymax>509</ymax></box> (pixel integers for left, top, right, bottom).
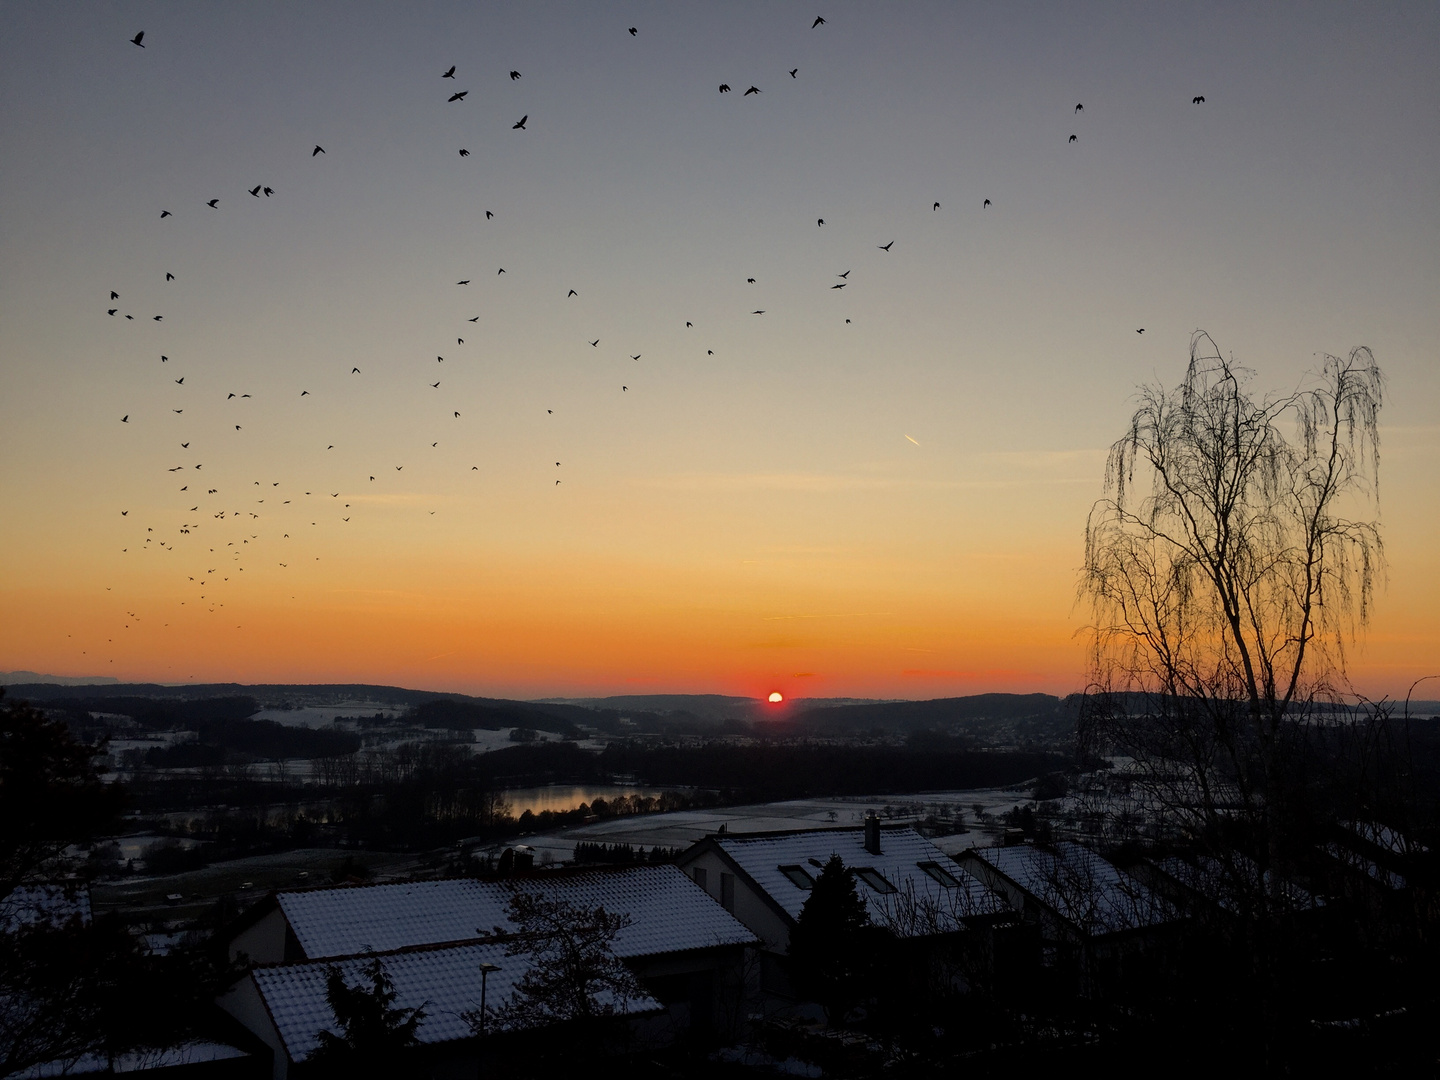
<box><xmin>788</xmin><ymin>856</ymin><xmax>874</xmax><ymax>1023</ymax></box>
<box><xmin>469</xmin><ymin>890</ymin><xmax>643</xmax><ymax>1043</ymax></box>
<box><xmin>308</xmin><ymin>957</ymin><xmax>426</xmax><ymax>1077</ymax></box>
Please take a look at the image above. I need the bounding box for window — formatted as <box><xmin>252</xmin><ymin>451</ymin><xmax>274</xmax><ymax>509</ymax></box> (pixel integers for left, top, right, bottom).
<box><xmin>854</xmin><ymin>868</ymin><xmax>897</xmax><ymax>894</ymax></box>
<box><xmin>918</xmin><ymin>860</ymin><xmax>961</xmax><ymax>887</ymax></box>
<box><xmin>779</xmin><ymin>865</ymin><xmax>814</xmax><ymax>890</ymax></box>
<box><xmin>720</xmin><ymin>872</ymin><xmax>735</xmax><ymax>912</ymax></box>
<box><xmin>692</xmin><ymin>867</ymin><xmax>708</xmax><ymax>891</ymax></box>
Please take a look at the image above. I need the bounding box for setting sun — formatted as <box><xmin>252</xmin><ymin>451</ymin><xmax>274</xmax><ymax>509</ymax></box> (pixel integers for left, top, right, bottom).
<box><xmin>768</xmin><ymin>692</ymin><xmax>784</xmax><ymax>703</ymax></box>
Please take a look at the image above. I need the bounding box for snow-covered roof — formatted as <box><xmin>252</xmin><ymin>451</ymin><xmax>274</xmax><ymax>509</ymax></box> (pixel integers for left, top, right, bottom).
<box><xmin>1325</xmin><ymin>842</ymin><xmax>1407</xmax><ymax>891</ymax></box>
<box><xmin>709</xmin><ymin>827</ymin><xmax>1006</xmax><ymax>934</ymax></box>
<box><xmin>251</xmin><ymin>941</ymin><xmax>661</xmax><ymax>1063</ymax></box>
<box><xmin>0</xmin><ymin>885</ymin><xmax>91</xmax><ymax>933</ymax></box>
<box><xmin>1152</xmin><ymin>854</ymin><xmax>1319</xmax><ymax>914</ymax></box>
<box><xmin>274</xmin><ymin>865</ymin><xmax>755</xmax><ymax>960</ymax></box>
<box><xmin>970</xmin><ymin>841</ymin><xmax>1178</xmax><ymax>936</ymax></box>
<box><xmin>12</xmin><ymin>1041</ymin><xmax>247</xmax><ymax>1078</ymax></box>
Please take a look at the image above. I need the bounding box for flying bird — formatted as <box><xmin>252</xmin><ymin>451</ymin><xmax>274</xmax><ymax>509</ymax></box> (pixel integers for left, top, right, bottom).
<box><xmin>207</xmin><ymin>199</ymin><xmax>219</xmax><ymax>208</ymax></box>
<box><xmin>301</xmin><ymin>391</ymin><xmax>309</xmax><ymax>396</ymax></box>
<box><xmin>1069</xmin><ymin>134</ymin><xmax>1077</xmax><ymax>143</ymax></box>
<box><xmin>161</xmin><ymin>210</ymin><xmax>171</xmax><ymax>217</ymax></box>
<box><xmin>250</xmin><ymin>185</ymin><xmax>262</xmax><ymax>196</ymax></box>
<box><xmin>1193</xmin><ymin>95</ymin><xmax>1205</xmax><ymax>104</ymax></box>
<box><xmin>121</xmin><ymin>415</ymin><xmax>128</xmax><ymax>423</ymax></box>
<box><xmin>510</xmin><ymin>70</ymin><xmax>521</xmax><ymax>80</ymax></box>
<box><xmin>933</xmin><ymin>202</ymin><xmax>940</xmax><ymax>210</ymax></box>
<box><xmin>455</xmin><ymin>412</ymin><xmax>461</xmax><ymax>418</ymax></box>
<box><xmin>352</xmin><ymin>367</ymin><xmax>361</xmax><ymax>373</ymax></box>
<box><xmin>449</xmin><ymin>91</ymin><xmax>468</xmax><ymax>102</ymax></box>
<box><xmin>485</xmin><ymin>211</ymin><xmax>493</xmax><ymax>219</ymax></box>
<box><xmin>153</xmin><ymin>315</ymin><xmax>163</xmax><ymax>321</ymax></box>
<box><xmin>983</xmin><ymin>198</ymin><xmax>991</xmax><ymax>208</ymax></box>
<box><xmin>812</xmin><ymin>16</ymin><xmax>826</xmax><ymax>28</ymax></box>
<box><xmin>457</xmin><ymin>279</ymin><xmax>470</xmax><ymax>285</ymax></box>
<box><xmin>469</xmin><ymin>316</ymin><xmax>479</xmax><ymax>321</ymax></box>
<box><xmin>111</xmin><ymin>290</ymin><xmax>119</xmax><ymax>299</ymax></box>
<box><xmin>108</xmin><ymin>308</ymin><xmax>116</xmax><ymax>315</ymax></box>
<box><xmin>790</xmin><ymin>69</ymin><xmax>798</xmax><ymax>77</ymax></box>
<box><xmin>432</xmin><ymin>381</ymin><xmax>441</xmax><ymax>388</ymax></box>
<box><xmin>831</xmin><ymin>283</ymin><xmax>846</xmax><ymax>289</ymax></box>
<box><xmin>686</xmin><ymin>321</ymin><xmax>692</xmax><ymax>327</ymax></box>
<box><xmin>631</xmin><ymin>354</ymin><xmax>641</xmax><ymax>361</ymax></box>
<box><xmin>264</xmin><ymin>187</ymin><xmax>273</xmax><ymax>196</ymax></box>
<box><xmin>744</xmin><ymin>86</ymin><xmax>761</xmax><ymax>96</ymax></box>
<box><xmin>628</xmin><ymin>27</ymin><xmax>637</xmax><ymax>35</ymax></box>
<box><xmin>459</xmin><ymin>149</ymin><xmax>470</xmax><ymax>156</ymax></box>
<box><xmin>752</xmin><ymin>310</ymin><xmax>766</xmax><ymax>315</ymax></box>
<box><xmin>497</xmin><ymin>268</ymin><xmax>505</xmax><ymax>274</ymax></box>
<box><xmin>1137</xmin><ymin>328</ymin><xmax>1145</xmax><ymax>334</ymax></box>
<box><xmin>513</xmin><ymin>115</ymin><xmax>527</xmax><ymax>129</ymax></box>
<box><xmin>1075</xmin><ymin>103</ymin><xmax>1083</xmax><ymax>112</ymax></box>
<box><xmin>131</xmin><ymin>31</ymin><xmax>144</xmax><ymax>47</ymax></box>
<box><xmin>166</xmin><ymin>273</ymin><xmax>174</xmax><ymax>281</ymax></box>
<box><xmin>878</xmin><ymin>241</ymin><xmax>894</xmax><ymax>251</ymax></box>
<box><xmin>817</xmin><ymin>218</ymin><xmax>824</xmax><ymax>226</ymax></box>
<box><xmin>175</xmin><ymin>377</ymin><xmax>184</xmax><ymax>385</ymax></box>
<box><xmin>228</xmin><ymin>393</ymin><xmax>235</xmax><ymax>398</ymax></box>
<box><xmin>590</xmin><ymin>339</ymin><xmax>599</xmax><ymax>347</ymax></box>
<box><xmin>443</xmin><ymin>65</ymin><xmax>456</xmax><ymax>78</ymax></box>
<box><xmin>838</xmin><ymin>270</ymin><xmax>849</xmax><ymax>278</ymax></box>
<box><xmin>719</xmin><ymin>84</ymin><xmax>731</xmax><ymax>93</ymax></box>
<box><xmin>568</xmin><ymin>289</ymin><xmax>577</xmax><ymax>297</ymax></box>
<box><xmin>747</xmin><ymin>277</ymin><xmax>756</xmax><ymax>284</ymax></box>
<box><xmin>313</xmin><ymin>145</ymin><xmax>325</xmax><ymax>156</ymax></box>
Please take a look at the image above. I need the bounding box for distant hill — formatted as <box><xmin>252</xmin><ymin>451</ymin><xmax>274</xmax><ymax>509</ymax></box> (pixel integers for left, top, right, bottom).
<box><xmin>540</xmin><ymin>694</ymin><xmax>898</xmax><ymax>723</ymax></box>
<box><xmin>789</xmin><ymin>693</ymin><xmax>1076</xmax><ymax>741</ymax></box>
<box><xmin>1</xmin><ymin>671</ymin><xmax>119</xmax><ymax>686</ymax></box>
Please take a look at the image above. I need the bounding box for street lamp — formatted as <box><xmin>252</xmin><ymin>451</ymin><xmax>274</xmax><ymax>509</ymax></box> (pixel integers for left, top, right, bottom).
<box><xmin>477</xmin><ymin>962</ymin><xmax>500</xmax><ymax>1080</ymax></box>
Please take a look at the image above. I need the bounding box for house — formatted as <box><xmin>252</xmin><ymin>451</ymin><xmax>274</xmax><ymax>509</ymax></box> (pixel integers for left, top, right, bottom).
<box><xmin>676</xmin><ymin>820</ymin><xmax>1008</xmax><ymax>1002</ymax></box>
<box><xmin>219</xmin><ymin>864</ymin><xmax>757</xmax><ymax>1079</ymax></box>
<box><xmin>957</xmin><ymin>840</ymin><xmax>1183</xmax><ymax>997</ymax></box>
<box><xmin>0</xmin><ymin>884</ymin><xmax>91</xmax><ymax>933</ymax></box>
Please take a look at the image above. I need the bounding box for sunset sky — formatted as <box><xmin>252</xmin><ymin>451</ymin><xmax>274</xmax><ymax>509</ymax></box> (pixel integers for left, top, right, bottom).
<box><xmin>2</xmin><ymin>3</ymin><xmax>1436</xmax><ymax>700</ymax></box>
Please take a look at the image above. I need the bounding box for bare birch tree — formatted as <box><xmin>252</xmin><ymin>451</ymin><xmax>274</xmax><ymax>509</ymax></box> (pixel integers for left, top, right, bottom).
<box><xmin>1078</xmin><ymin>333</ymin><xmax>1384</xmax><ymax>903</ymax></box>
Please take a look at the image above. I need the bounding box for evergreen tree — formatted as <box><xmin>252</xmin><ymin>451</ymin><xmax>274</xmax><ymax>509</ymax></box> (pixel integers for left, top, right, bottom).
<box><xmin>788</xmin><ymin>855</ymin><xmax>874</xmax><ymax>1023</ymax></box>
<box><xmin>308</xmin><ymin>958</ymin><xmax>426</xmax><ymax>1077</ymax></box>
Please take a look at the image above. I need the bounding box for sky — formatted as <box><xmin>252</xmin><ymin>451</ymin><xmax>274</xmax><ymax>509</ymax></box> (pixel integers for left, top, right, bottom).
<box><xmin>1</xmin><ymin>2</ymin><xmax>1436</xmax><ymax>701</ymax></box>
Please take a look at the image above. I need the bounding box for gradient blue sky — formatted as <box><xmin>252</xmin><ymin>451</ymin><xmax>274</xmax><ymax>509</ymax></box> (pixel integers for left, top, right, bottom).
<box><xmin>1</xmin><ymin>3</ymin><xmax>1436</xmax><ymax>697</ymax></box>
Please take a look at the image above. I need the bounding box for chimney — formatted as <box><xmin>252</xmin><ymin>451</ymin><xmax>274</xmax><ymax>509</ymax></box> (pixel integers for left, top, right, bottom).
<box><xmin>864</xmin><ymin>813</ymin><xmax>881</xmax><ymax>856</ymax></box>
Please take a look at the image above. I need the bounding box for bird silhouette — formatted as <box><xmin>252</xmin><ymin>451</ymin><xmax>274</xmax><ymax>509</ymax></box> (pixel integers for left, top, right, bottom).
<box><xmin>153</xmin><ymin>315</ymin><xmax>162</xmax><ymax>321</ymax></box>
<box><xmin>264</xmin><ymin>187</ymin><xmax>273</xmax><ymax>196</ymax></box>
<box><xmin>1069</xmin><ymin>134</ymin><xmax>1077</xmax><ymax>143</ymax></box>
<box><xmin>719</xmin><ymin>84</ymin><xmax>731</xmax><ymax>93</ymax></box>
<box><xmin>838</xmin><ymin>270</ymin><xmax>850</xmax><ymax>278</ymax></box>
<box><xmin>817</xmin><ymin>218</ymin><xmax>824</xmax><ymax>226</ymax></box>
<box><xmin>455</xmin><ymin>411</ymin><xmax>461</xmax><ymax>417</ymax></box>
<box><xmin>497</xmin><ymin>268</ymin><xmax>506</xmax><ymax>274</ymax></box>
<box><xmin>432</xmin><ymin>381</ymin><xmax>440</xmax><ymax>388</ymax></box>
<box><xmin>458</xmin><ymin>279</ymin><xmax>470</xmax><ymax>285</ymax></box>
<box><xmin>166</xmin><ymin>273</ymin><xmax>174</xmax><ymax>281</ymax></box>
<box><xmin>812</xmin><ymin>16</ymin><xmax>826</xmax><ymax>28</ymax></box>
<box><xmin>686</xmin><ymin>321</ymin><xmax>692</xmax><ymax>327</ymax></box>
<box><xmin>449</xmin><ymin>91</ymin><xmax>468</xmax><ymax>102</ymax></box>
<box><xmin>485</xmin><ymin>211</ymin><xmax>493</xmax><ymax>219</ymax></box>
<box><xmin>131</xmin><ymin>31</ymin><xmax>144</xmax><ymax>47</ymax></box>
<box><xmin>176</xmin><ymin>378</ymin><xmax>184</xmax><ymax>385</ymax></box>
<box><xmin>1137</xmin><ymin>328</ymin><xmax>1145</xmax><ymax>334</ymax></box>
<box><xmin>108</xmin><ymin>309</ymin><xmax>117</xmax><ymax>315</ymax></box>
<box><xmin>510</xmin><ymin>70</ymin><xmax>521</xmax><ymax>80</ymax></box>
<box><xmin>933</xmin><ymin>202</ymin><xmax>941</xmax><ymax>210</ymax></box>
<box><xmin>250</xmin><ymin>185</ymin><xmax>262</xmax><ymax>196</ymax></box>
<box><xmin>122</xmin><ymin>510</ymin><xmax>128</xmax><ymax>515</ymax></box>
<box><xmin>469</xmin><ymin>316</ymin><xmax>479</xmax><ymax>321</ymax></box>
<box><xmin>313</xmin><ymin>145</ymin><xmax>325</xmax><ymax>156</ymax></box>
<box><xmin>831</xmin><ymin>283</ymin><xmax>846</xmax><ymax>289</ymax></box>
<box><xmin>1193</xmin><ymin>95</ymin><xmax>1205</xmax><ymax>104</ymax></box>
<box><xmin>568</xmin><ymin>289</ymin><xmax>577</xmax><ymax>297</ymax></box>
<box><xmin>1075</xmin><ymin>103</ymin><xmax>1083</xmax><ymax>112</ymax></box>
<box><xmin>744</xmin><ymin>86</ymin><xmax>761</xmax><ymax>96</ymax></box>
<box><xmin>790</xmin><ymin>69</ymin><xmax>798</xmax><ymax>78</ymax></box>
<box><xmin>984</xmin><ymin>198</ymin><xmax>991</xmax><ymax>208</ymax></box>
<box><xmin>747</xmin><ymin>277</ymin><xmax>756</xmax><ymax>284</ymax></box>
<box><xmin>879</xmin><ymin>241</ymin><xmax>894</xmax><ymax>251</ymax></box>
<box><xmin>459</xmin><ymin>149</ymin><xmax>470</xmax><ymax>156</ymax></box>
<box><xmin>513</xmin><ymin>115</ymin><xmax>527</xmax><ymax>129</ymax></box>
<box><xmin>207</xmin><ymin>199</ymin><xmax>219</xmax><ymax>208</ymax></box>
<box><xmin>622</xmin><ymin>385</ymin><xmax>627</xmax><ymax>390</ymax></box>
<box><xmin>161</xmin><ymin>210</ymin><xmax>171</xmax><ymax>217</ymax></box>
<box><xmin>590</xmin><ymin>339</ymin><xmax>599</xmax><ymax>347</ymax></box>
<box><xmin>111</xmin><ymin>290</ymin><xmax>119</xmax><ymax>299</ymax></box>
<box><xmin>121</xmin><ymin>415</ymin><xmax>128</xmax><ymax>423</ymax></box>
<box><xmin>752</xmin><ymin>310</ymin><xmax>766</xmax><ymax>315</ymax></box>
<box><xmin>301</xmin><ymin>391</ymin><xmax>309</xmax><ymax>396</ymax></box>
<box><xmin>443</xmin><ymin>65</ymin><xmax>456</xmax><ymax>78</ymax></box>
<box><xmin>628</xmin><ymin>27</ymin><xmax>637</xmax><ymax>35</ymax></box>
<box><xmin>631</xmin><ymin>354</ymin><xmax>641</xmax><ymax>361</ymax></box>
<box><xmin>352</xmin><ymin>367</ymin><xmax>361</xmax><ymax>373</ymax></box>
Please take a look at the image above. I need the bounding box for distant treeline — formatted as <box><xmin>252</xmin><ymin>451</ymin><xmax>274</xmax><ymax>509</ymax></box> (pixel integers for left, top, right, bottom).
<box><xmin>572</xmin><ymin>841</ymin><xmax>681</xmax><ymax>866</ymax></box>
<box><xmin>142</xmin><ymin>719</ymin><xmax>360</xmax><ymax>767</ymax></box>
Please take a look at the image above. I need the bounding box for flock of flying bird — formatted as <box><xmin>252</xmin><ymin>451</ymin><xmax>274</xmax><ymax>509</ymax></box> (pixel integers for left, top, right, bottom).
<box><xmin>94</xmin><ymin>14</ymin><xmax>1209</xmax><ymax>656</ymax></box>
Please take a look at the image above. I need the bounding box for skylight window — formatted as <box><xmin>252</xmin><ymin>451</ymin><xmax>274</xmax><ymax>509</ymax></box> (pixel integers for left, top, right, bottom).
<box><xmin>854</xmin><ymin>868</ymin><xmax>897</xmax><ymax>894</ymax></box>
<box><xmin>918</xmin><ymin>860</ymin><xmax>961</xmax><ymax>887</ymax></box>
<box><xmin>779</xmin><ymin>865</ymin><xmax>814</xmax><ymax>890</ymax></box>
